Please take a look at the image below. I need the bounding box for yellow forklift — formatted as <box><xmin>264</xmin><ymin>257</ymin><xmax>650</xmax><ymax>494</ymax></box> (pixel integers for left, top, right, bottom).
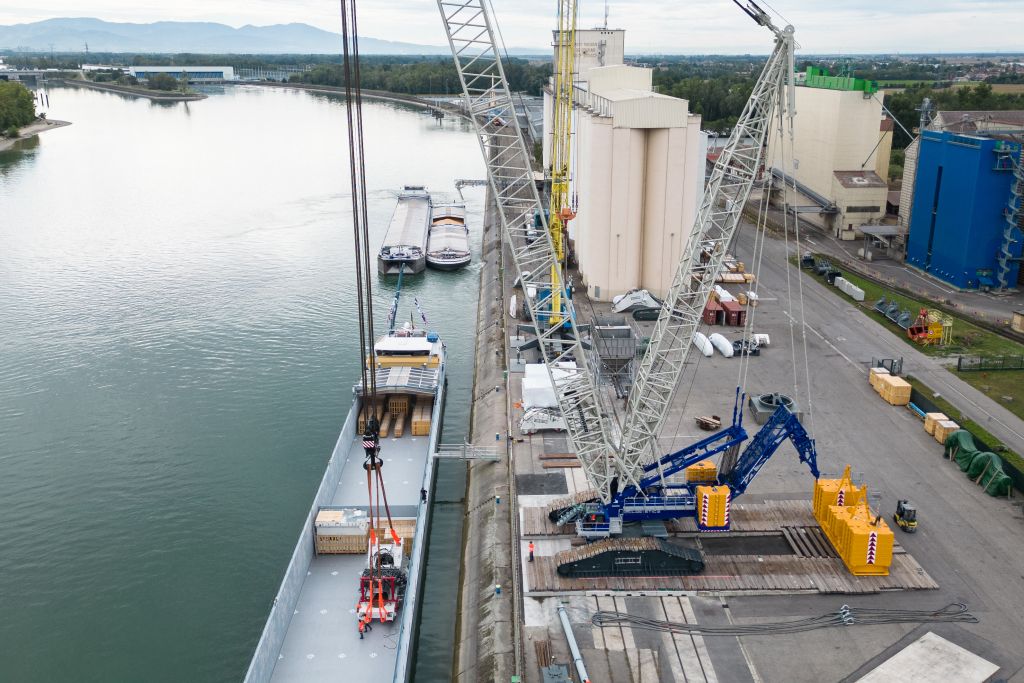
<box><xmin>894</xmin><ymin>499</ymin><xmax>918</xmax><ymax>533</ymax></box>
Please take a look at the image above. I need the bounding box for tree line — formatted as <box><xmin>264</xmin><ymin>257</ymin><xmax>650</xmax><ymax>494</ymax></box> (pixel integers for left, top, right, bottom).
<box><xmin>0</xmin><ymin>81</ymin><xmax>36</xmax><ymax>136</ymax></box>
<box><xmin>885</xmin><ymin>83</ymin><xmax>1024</xmax><ymax>149</ymax></box>
<box><xmin>290</xmin><ymin>57</ymin><xmax>550</xmax><ymax>96</ymax></box>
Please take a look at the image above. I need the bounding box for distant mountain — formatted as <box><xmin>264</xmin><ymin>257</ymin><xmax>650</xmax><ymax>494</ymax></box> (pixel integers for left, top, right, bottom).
<box><xmin>0</xmin><ymin>17</ymin><xmax>456</xmax><ymax>55</ymax></box>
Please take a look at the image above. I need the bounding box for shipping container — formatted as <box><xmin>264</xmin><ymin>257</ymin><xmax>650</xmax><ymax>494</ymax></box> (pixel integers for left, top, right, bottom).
<box><xmin>720</xmin><ymin>300</ymin><xmax>746</xmax><ymax>326</ymax></box>
<box><xmin>702</xmin><ymin>300</ymin><xmax>723</xmax><ymax>326</ymax></box>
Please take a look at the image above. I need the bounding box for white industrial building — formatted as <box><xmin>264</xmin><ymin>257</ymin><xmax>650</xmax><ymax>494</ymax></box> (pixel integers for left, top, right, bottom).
<box><xmin>544</xmin><ymin>31</ymin><xmax>706</xmax><ymax>302</ymax></box>
<box><xmin>128</xmin><ymin>66</ymin><xmax>236</xmax><ymax>82</ymax></box>
<box><xmin>767</xmin><ymin>69</ymin><xmax>892</xmax><ymax>240</ymax></box>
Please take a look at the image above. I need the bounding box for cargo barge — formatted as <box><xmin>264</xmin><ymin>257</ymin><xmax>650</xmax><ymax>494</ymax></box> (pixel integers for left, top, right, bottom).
<box><xmin>426</xmin><ymin>203</ymin><xmax>471</xmax><ymax>271</ymax></box>
<box><xmin>244</xmin><ymin>321</ymin><xmax>446</xmax><ymax>683</ymax></box>
<box><xmin>379</xmin><ymin>186</ymin><xmax>431</xmax><ymax>275</ymax></box>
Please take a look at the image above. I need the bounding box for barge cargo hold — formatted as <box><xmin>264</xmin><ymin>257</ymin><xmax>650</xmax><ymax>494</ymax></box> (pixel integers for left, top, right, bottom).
<box><xmin>379</xmin><ymin>186</ymin><xmax>431</xmax><ymax>275</ymax></box>
<box><xmin>244</xmin><ymin>325</ymin><xmax>446</xmax><ymax>683</ymax></box>
<box><xmin>426</xmin><ymin>203</ymin><xmax>471</xmax><ymax>271</ymax></box>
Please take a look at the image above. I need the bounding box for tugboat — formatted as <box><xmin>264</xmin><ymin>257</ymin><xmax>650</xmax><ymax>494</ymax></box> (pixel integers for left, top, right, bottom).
<box><xmin>426</xmin><ymin>203</ymin><xmax>471</xmax><ymax>271</ymax></box>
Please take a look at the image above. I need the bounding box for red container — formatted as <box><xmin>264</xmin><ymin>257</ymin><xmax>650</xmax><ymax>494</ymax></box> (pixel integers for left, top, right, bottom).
<box><xmin>720</xmin><ymin>300</ymin><xmax>746</xmax><ymax>326</ymax></box>
<box><xmin>702</xmin><ymin>300</ymin><xmax>723</xmax><ymax>326</ymax></box>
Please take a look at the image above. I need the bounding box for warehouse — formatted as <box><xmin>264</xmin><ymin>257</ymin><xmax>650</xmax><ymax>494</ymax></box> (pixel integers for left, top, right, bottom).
<box><xmin>906</xmin><ymin>129</ymin><xmax>1023</xmax><ymax>290</ymax></box>
<box><xmin>128</xmin><ymin>65</ymin><xmax>236</xmax><ymax>82</ymax></box>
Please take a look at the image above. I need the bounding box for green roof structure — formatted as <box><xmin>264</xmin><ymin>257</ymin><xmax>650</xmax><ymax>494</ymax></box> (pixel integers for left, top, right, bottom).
<box><xmin>801</xmin><ymin>66</ymin><xmax>878</xmax><ymax>94</ymax></box>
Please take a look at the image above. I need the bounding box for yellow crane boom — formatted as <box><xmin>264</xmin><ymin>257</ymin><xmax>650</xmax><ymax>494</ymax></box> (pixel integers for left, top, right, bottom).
<box><xmin>548</xmin><ymin>0</ymin><xmax>578</xmax><ymax>327</ymax></box>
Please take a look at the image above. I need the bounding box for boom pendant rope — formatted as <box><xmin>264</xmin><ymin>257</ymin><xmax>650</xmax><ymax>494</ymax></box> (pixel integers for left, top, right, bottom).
<box><xmin>340</xmin><ymin>0</ymin><xmax>376</xmax><ymax>424</ymax></box>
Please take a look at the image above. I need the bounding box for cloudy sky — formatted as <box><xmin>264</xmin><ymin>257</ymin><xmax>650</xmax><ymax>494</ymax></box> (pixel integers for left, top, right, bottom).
<box><xmin>2</xmin><ymin>0</ymin><xmax>1022</xmax><ymax>54</ymax></box>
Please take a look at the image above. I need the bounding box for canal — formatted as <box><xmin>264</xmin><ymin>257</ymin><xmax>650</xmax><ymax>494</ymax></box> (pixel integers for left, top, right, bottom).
<box><xmin>0</xmin><ymin>84</ymin><xmax>483</xmax><ymax>682</ymax></box>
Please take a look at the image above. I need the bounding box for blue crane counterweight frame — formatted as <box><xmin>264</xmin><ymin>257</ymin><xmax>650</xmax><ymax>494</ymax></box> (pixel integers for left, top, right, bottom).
<box><xmin>571</xmin><ymin>394</ymin><xmax>820</xmax><ymax>537</ymax></box>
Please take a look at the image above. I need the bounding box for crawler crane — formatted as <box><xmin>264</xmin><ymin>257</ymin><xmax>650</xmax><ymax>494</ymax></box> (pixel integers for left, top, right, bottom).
<box><xmin>436</xmin><ymin>0</ymin><xmax>819</xmax><ymax>575</ymax></box>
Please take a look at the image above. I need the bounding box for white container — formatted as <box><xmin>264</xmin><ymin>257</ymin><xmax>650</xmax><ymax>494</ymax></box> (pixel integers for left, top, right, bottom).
<box><xmin>692</xmin><ymin>332</ymin><xmax>713</xmax><ymax>357</ymax></box>
<box><xmin>708</xmin><ymin>333</ymin><xmax>734</xmax><ymax>357</ymax></box>
<box><xmin>751</xmin><ymin>333</ymin><xmax>771</xmax><ymax>346</ymax></box>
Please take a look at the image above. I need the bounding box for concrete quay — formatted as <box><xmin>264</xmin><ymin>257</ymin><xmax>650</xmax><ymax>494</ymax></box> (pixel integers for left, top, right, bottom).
<box><xmin>456</xmin><ymin>206</ymin><xmax>1024</xmax><ymax>682</ymax></box>
<box><xmin>454</xmin><ymin>193</ymin><xmax>518</xmax><ymax>682</ymax></box>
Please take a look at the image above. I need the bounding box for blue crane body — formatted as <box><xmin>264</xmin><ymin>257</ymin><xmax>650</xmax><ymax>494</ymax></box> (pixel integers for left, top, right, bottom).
<box><xmin>556</xmin><ymin>395</ymin><xmax>820</xmax><ymax>538</ymax></box>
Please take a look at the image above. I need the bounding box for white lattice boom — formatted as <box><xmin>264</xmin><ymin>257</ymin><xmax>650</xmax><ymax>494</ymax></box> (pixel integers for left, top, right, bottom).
<box><xmin>436</xmin><ymin>0</ymin><xmax>629</xmax><ymax>500</ymax></box>
<box><xmin>615</xmin><ymin>12</ymin><xmax>795</xmax><ymax>480</ymax></box>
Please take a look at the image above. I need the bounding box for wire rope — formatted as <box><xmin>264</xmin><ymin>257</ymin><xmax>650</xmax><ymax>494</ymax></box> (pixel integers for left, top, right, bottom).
<box><xmin>592</xmin><ymin>602</ymin><xmax>978</xmax><ymax>636</ymax></box>
<box><xmin>785</xmin><ymin>92</ymin><xmax>816</xmax><ymax>437</ymax></box>
<box><xmin>776</xmin><ymin>86</ymin><xmax>801</xmax><ymax>411</ymax></box>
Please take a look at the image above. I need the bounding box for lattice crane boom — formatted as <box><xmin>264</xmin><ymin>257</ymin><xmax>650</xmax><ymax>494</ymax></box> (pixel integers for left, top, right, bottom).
<box><xmin>436</xmin><ymin>0</ymin><xmax>635</xmax><ymax>501</ymax></box>
<box><xmin>614</xmin><ymin>7</ymin><xmax>795</xmax><ymax>480</ymax></box>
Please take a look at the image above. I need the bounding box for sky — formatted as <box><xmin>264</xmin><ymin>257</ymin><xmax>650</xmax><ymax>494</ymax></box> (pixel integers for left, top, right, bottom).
<box><xmin>1</xmin><ymin>0</ymin><xmax>1022</xmax><ymax>54</ymax></box>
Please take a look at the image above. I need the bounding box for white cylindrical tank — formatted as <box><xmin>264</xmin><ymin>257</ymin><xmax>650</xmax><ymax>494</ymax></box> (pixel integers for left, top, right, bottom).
<box><xmin>708</xmin><ymin>333</ymin><xmax>734</xmax><ymax>357</ymax></box>
<box><xmin>692</xmin><ymin>332</ymin><xmax>713</xmax><ymax>357</ymax></box>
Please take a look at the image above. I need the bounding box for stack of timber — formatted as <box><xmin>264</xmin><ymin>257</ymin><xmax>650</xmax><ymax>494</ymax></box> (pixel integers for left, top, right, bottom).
<box><xmin>933</xmin><ymin>419</ymin><xmax>960</xmax><ymax>444</ymax></box>
<box><xmin>314</xmin><ymin>508</ymin><xmax>370</xmax><ymax>554</ymax></box>
<box><xmin>875</xmin><ymin>375</ymin><xmax>912</xmax><ymax>406</ymax></box>
<box><xmin>923</xmin><ymin>412</ymin><xmax>948</xmax><ymax>436</ymax></box>
<box><xmin>358</xmin><ymin>402</ymin><xmax>385</xmax><ymax>433</ymax></box>
<box><xmin>411</xmin><ymin>398</ymin><xmax>432</xmax><ymax>436</ymax></box>
<box><xmin>868</xmin><ymin>366</ymin><xmax>890</xmax><ymax>390</ymax></box>
<box><xmin>314</xmin><ymin>510</ymin><xmax>417</xmax><ymax>556</ymax></box>
<box><xmin>540</xmin><ymin>452</ymin><xmax>580</xmax><ymax>469</ymax></box>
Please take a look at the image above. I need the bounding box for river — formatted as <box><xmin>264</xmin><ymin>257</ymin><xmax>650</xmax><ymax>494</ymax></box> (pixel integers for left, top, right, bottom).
<box><xmin>0</xmin><ymin>84</ymin><xmax>484</xmax><ymax>682</ymax></box>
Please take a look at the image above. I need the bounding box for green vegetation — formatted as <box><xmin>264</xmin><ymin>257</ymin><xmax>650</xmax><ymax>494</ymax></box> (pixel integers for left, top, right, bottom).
<box><xmin>147</xmin><ymin>73</ymin><xmax>182</xmax><ymax>91</ymax></box>
<box><xmin>802</xmin><ymin>259</ymin><xmax>1024</xmax><ymax>418</ymax></box>
<box><xmin>805</xmin><ymin>263</ymin><xmax>1024</xmax><ymax>357</ymax></box>
<box><xmin>650</xmin><ymin>57</ymin><xmax>762</xmax><ymax>133</ymax></box>
<box><xmin>884</xmin><ymin>83</ymin><xmax>1024</xmax><ymax>148</ymax></box>
<box><xmin>888</xmin><ymin>148</ymin><xmax>905</xmax><ymax>182</ymax></box>
<box><xmin>0</xmin><ymin>81</ymin><xmax>36</xmax><ymax>135</ymax></box>
<box><xmin>905</xmin><ymin>375</ymin><xmax>1024</xmax><ymax>471</ymax></box>
<box><xmin>291</xmin><ymin>57</ymin><xmax>549</xmax><ymax>95</ymax></box>
<box><xmin>955</xmin><ymin>370</ymin><xmax>1024</xmax><ymax>422</ymax></box>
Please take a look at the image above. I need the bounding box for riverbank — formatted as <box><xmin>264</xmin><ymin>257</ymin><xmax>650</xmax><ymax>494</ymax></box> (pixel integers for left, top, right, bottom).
<box><xmin>60</xmin><ymin>79</ymin><xmax>207</xmax><ymax>101</ymax></box>
<box><xmin>0</xmin><ymin>118</ymin><xmax>71</xmax><ymax>152</ymax></box>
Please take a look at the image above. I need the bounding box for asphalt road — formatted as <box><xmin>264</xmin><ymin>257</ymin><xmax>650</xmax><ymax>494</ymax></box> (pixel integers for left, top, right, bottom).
<box><xmin>658</xmin><ymin>224</ymin><xmax>1024</xmax><ymax>682</ymax></box>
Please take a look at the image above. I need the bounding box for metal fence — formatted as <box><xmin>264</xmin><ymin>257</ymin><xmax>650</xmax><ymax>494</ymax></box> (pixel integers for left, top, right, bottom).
<box><xmin>957</xmin><ymin>354</ymin><xmax>1024</xmax><ymax>372</ymax></box>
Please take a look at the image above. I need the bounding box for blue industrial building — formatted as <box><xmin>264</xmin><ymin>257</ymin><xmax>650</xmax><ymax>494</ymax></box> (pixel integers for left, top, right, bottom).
<box><xmin>907</xmin><ymin>130</ymin><xmax>1023</xmax><ymax>290</ymax></box>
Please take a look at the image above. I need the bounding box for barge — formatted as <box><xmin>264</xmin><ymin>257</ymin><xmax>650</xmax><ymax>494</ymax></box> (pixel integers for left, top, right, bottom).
<box><xmin>244</xmin><ymin>321</ymin><xmax>446</xmax><ymax>683</ymax></box>
<box><xmin>378</xmin><ymin>186</ymin><xmax>431</xmax><ymax>275</ymax></box>
<box><xmin>426</xmin><ymin>203</ymin><xmax>471</xmax><ymax>271</ymax></box>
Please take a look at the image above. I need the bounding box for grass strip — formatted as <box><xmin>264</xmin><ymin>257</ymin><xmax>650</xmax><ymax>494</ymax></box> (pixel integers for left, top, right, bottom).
<box><xmin>905</xmin><ymin>375</ymin><xmax>1024</xmax><ymax>473</ymax></box>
